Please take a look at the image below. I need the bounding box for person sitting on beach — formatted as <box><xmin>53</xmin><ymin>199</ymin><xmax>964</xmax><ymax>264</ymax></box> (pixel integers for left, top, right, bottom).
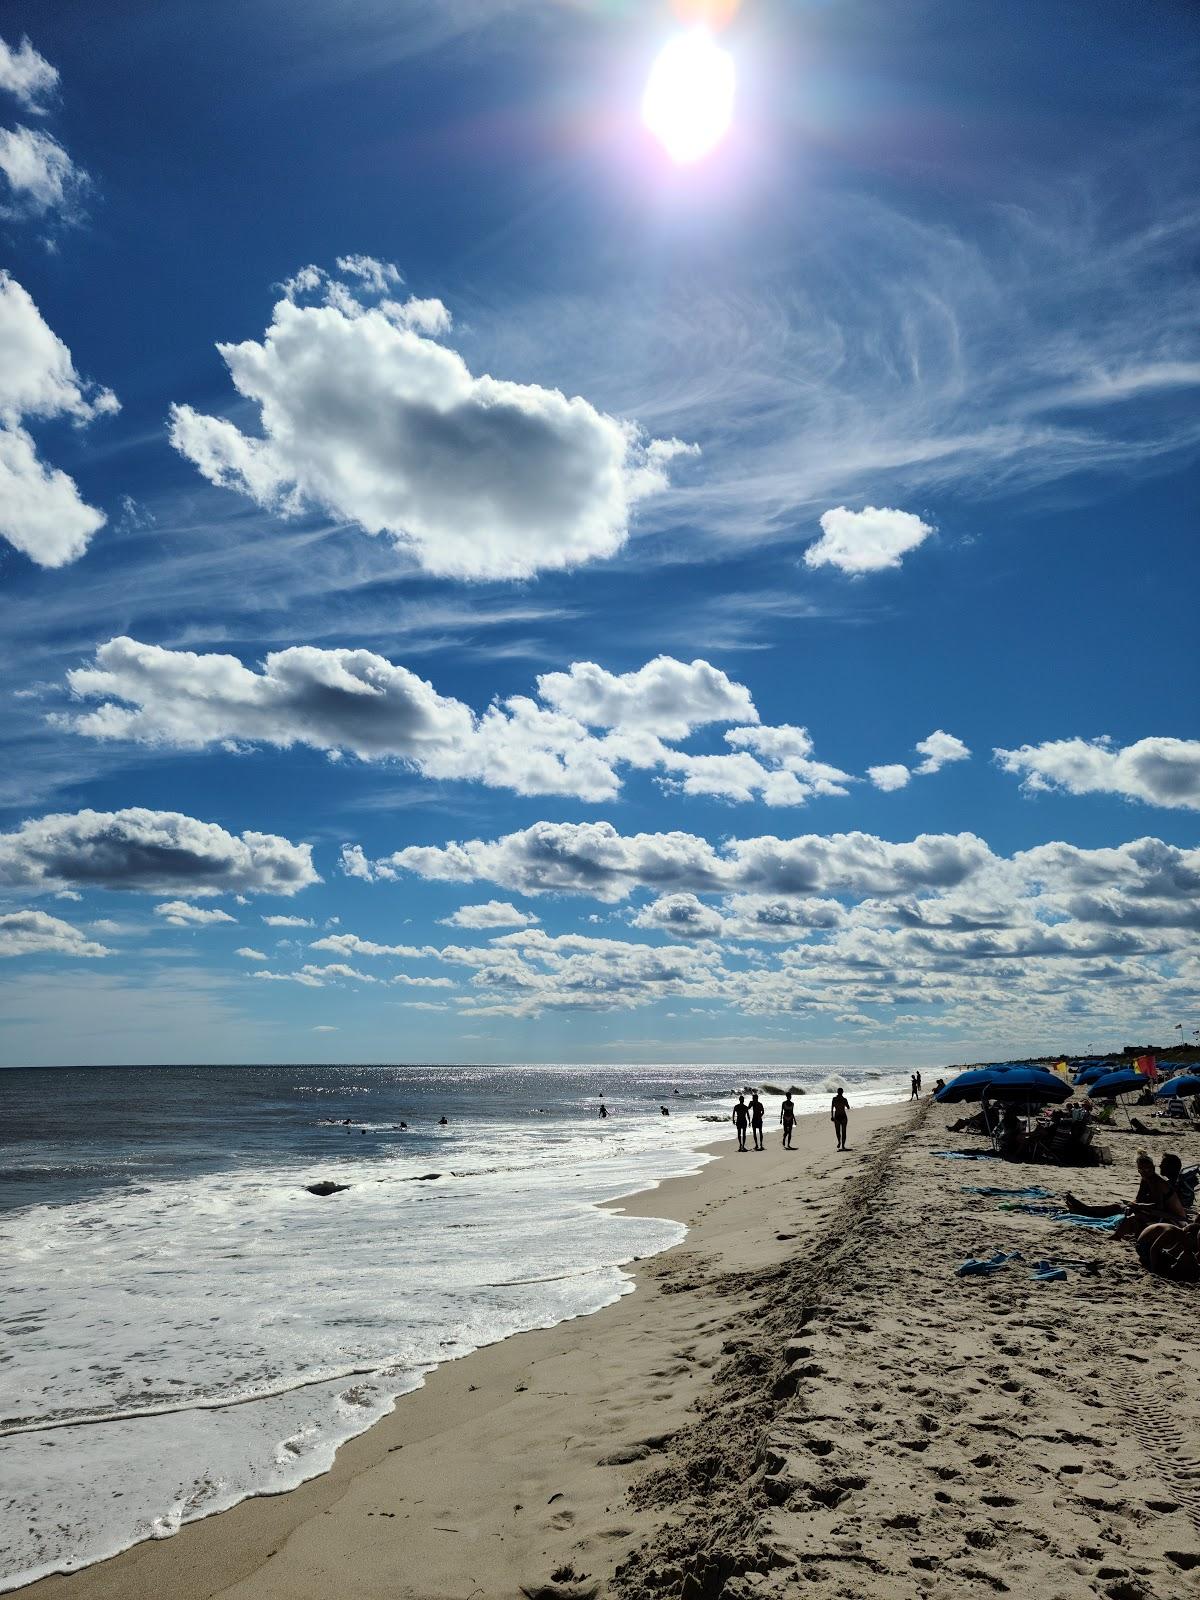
<box><xmin>996</xmin><ymin>1104</ymin><xmax>1028</xmax><ymax>1161</ymax></box>
<box><xmin>749</xmin><ymin>1092</ymin><xmax>765</xmax><ymax>1150</ymax></box>
<box><xmin>1063</xmin><ymin>1151</ymin><xmax>1186</xmax><ymax>1238</ymax></box>
<box><xmin>1135</xmin><ymin>1218</ymin><xmax>1200</xmax><ymax>1281</ymax></box>
<box><xmin>780</xmin><ymin>1094</ymin><xmax>796</xmax><ymax>1149</ymax></box>
<box><xmin>732</xmin><ymin>1094</ymin><xmax>749</xmax><ymax>1152</ymax></box>
<box><xmin>933</xmin><ymin>1078</ymin><xmax>946</xmax><ymax>1096</ymax></box>
<box><xmin>1159</xmin><ymin>1152</ymin><xmax>1197</xmax><ymax>1211</ymax></box>
<box><xmin>831</xmin><ymin>1088</ymin><xmax>849</xmax><ymax>1151</ymax></box>
<box><xmin>947</xmin><ymin>1108</ymin><xmax>987</xmax><ymax>1134</ymax></box>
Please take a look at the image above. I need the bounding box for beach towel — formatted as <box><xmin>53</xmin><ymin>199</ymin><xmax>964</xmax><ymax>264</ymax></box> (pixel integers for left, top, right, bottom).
<box><xmin>962</xmin><ymin>1185</ymin><xmax>1054</xmax><ymax>1198</ymax></box>
<box><xmin>1048</xmin><ymin>1212</ymin><xmax>1122</xmax><ymax>1231</ymax></box>
<box><xmin>934</xmin><ymin>1150</ymin><xmax>1000</xmax><ymax>1161</ymax></box>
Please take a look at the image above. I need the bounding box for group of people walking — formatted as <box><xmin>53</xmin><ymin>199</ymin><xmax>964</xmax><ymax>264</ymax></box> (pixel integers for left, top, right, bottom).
<box><xmin>731</xmin><ymin>1089</ymin><xmax>850</xmax><ymax>1151</ymax></box>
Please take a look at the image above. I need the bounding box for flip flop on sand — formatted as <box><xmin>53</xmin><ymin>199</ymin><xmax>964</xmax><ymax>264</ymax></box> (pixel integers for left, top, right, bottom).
<box><xmin>956</xmin><ymin>1250</ymin><xmax>1024</xmax><ymax>1276</ymax></box>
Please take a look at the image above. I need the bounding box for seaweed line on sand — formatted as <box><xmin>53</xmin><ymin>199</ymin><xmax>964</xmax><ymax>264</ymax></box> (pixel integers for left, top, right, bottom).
<box><xmin>613</xmin><ymin>1102</ymin><xmax>930</xmax><ymax>1600</ymax></box>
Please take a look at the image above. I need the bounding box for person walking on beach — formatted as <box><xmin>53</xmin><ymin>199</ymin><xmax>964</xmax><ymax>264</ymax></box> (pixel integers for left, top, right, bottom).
<box><xmin>750</xmin><ymin>1092</ymin><xmax>765</xmax><ymax>1151</ymax></box>
<box><xmin>732</xmin><ymin>1094</ymin><xmax>749</xmax><ymax>1152</ymax></box>
<box><xmin>780</xmin><ymin>1094</ymin><xmax>796</xmax><ymax>1149</ymax></box>
<box><xmin>831</xmin><ymin>1088</ymin><xmax>849</xmax><ymax>1151</ymax></box>
<box><xmin>909</xmin><ymin>1074</ymin><xmax>920</xmax><ymax>1100</ymax></box>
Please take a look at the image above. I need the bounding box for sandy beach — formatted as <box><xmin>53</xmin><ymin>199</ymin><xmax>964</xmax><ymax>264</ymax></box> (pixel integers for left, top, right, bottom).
<box><xmin>18</xmin><ymin>1095</ymin><xmax>1200</xmax><ymax>1600</ymax></box>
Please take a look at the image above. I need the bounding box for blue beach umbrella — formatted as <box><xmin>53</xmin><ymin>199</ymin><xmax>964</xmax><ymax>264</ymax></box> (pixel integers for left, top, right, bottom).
<box><xmin>1155</xmin><ymin>1075</ymin><xmax>1200</xmax><ymax>1100</ymax></box>
<box><xmin>1074</xmin><ymin>1063</ymin><xmax>1116</xmax><ymax>1085</ymax></box>
<box><xmin>978</xmin><ymin>1068</ymin><xmax>1074</xmax><ymax>1105</ymax></box>
<box><xmin>1087</xmin><ymin>1067</ymin><xmax>1149</xmax><ymax>1100</ymax></box>
<box><xmin>935</xmin><ymin>1065</ymin><xmax>1053</xmax><ymax>1105</ymax></box>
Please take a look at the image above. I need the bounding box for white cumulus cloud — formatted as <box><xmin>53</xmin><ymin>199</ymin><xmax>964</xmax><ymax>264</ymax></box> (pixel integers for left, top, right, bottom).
<box><xmin>0</xmin><ymin>809</ymin><xmax>318</xmax><ymax>897</ymax></box>
<box><xmin>439</xmin><ymin>901</ymin><xmax>539</xmax><ymax>930</ymax></box>
<box><xmin>365</xmin><ymin>820</ymin><xmax>993</xmax><ymax>904</ymax></box>
<box><xmin>804</xmin><ymin>505</ymin><xmax>933</xmax><ymax>575</ymax></box>
<box><xmin>0</xmin><ymin>909</ymin><xmax>109</xmax><ymax>958</ymax></box>
<box><xmin>536</xmin><ymin>657</ymin><xmax>756</xmax><ymax>739</ymax></box>
<box><xmin>631</xmin><ymin>893</ymin><xmax>725</xmax><ymax>940</ymax></box>
<box><xmin>0</xmin><ymin>272</ymin><xmax>118</xmax><ymax>567</ymax></box>
<box><xmin>169</xmin><ymin>262</ymin><xmax>696</xmax><ymax>580</ymax></box>
<box><xmin>914</xmin><ymin>729</ymin><xmax>971</xmax><ymax>774</ymax></box>
<box><xmin>868</xmin><ymin>763</ymin><xmax>911</xmax><ymax>792</ymax></box>
<box><xmin>154</xmin><ymin>901</ymin><xmax>238</xmax><ymax>927</ymax></box>
<box><xmin>308</xmin><ymin>931</ymin><xmax>427</xmax><ymax>958</ymax></box>
<box><xmin>996</xmin><ymin>736</ymin><xmax>1200</xmax><ymax>811</ymax></box>
<box><xmin>235</xmin><ymin>947</ymin><xmax>268</xmax><ymax>961</ymax></box>
<box><xmin>63</xmin><ymin>642</ymin><xmax>848</xmax><ymax>807</ymax></box>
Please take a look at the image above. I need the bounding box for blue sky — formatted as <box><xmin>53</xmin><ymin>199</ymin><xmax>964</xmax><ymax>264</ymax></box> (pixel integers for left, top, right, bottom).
<box><xmin>1</xmin><ymin>0</ymin><xmax>1197</xmax><ymax>1067</ymax></box>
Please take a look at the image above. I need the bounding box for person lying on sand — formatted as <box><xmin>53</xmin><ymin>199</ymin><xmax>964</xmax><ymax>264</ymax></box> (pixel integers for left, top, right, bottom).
<box><xmin>1063</xmin><ymin>1151</ymin><xmax>1186</xmax><ymax>1239</ymax></box>
<box><xmin>1135</xmin><ymin>1219</ymin><xmax>1200</xmax><ymax>1281</ymax></box>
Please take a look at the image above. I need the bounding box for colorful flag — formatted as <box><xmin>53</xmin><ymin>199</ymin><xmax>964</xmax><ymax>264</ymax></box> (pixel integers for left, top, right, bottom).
<box><xmin>1136</xmin><ymin>1053</ymin><xmax>1158</xmax><ymax>1079</ymax></box>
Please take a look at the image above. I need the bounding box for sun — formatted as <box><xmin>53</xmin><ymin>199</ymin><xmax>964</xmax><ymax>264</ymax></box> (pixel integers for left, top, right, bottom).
<box><xmin>642</xmin><ymin>28</ymin><xmax>736</xmax><ymax>165</ymax></box>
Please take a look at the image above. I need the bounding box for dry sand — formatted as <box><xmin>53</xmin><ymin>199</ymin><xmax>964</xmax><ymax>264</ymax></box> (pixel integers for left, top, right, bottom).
<box><xmin>17</xmin><ymin>1097</ymin><xmax>1200</xmax><ymax>1600</ymax></box>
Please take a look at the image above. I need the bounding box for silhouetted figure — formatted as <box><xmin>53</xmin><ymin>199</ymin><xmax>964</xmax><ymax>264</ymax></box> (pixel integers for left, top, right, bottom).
<box><xmin>599</xmin><ymin>1103</ymin><xmax>608</xmax><ymax>1119</ymax></box>
<box><xmin>438</xmin><ymin>1115</ymin><xmax>449</xmax><ymax>1125</ymax></box>
<box><xmin>750</xmin><ymin>1092</ymin><xmax>765</xmax><ymax>1151</ymax></box>
<box><xmin>916</xmin><ymin>1071</ymin><xmax>922</xmax><ymax>1091</ymax></box>
<box><xmin>732</xmin><ymin>1094</ymin><xmax>749</xmax><ymax>1152</ymax></box>
<box><xmin>780</xmin><ymin>1094</ymin><xmax>796</xmax><ymax>1149</ymax></box>
<box><xmin>660</xmin><ymin>1105</ymin><xmax>670</xmax><ymax>1116</ymax></box>
<box><xmin>831</xmin><ymin>1088</ymin><xmax>849</xmax><ymax>1151</ymax></box>
<box><xmin>996</xmin><ymin>1103</ymin><xmax>1026</xmax><ymax>1160</ymax></box>
<box><xmin>910</xmin><ymin>1074</ymin><xmax>920</xmax><ymax>1100</ymax></box>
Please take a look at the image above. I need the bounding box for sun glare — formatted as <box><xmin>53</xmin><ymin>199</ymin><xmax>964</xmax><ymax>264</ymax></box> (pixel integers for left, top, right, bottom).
<box><xmin>642</xmin><ymin>29</ymin><xmax>736</xmax><ymax>165</ymax></box>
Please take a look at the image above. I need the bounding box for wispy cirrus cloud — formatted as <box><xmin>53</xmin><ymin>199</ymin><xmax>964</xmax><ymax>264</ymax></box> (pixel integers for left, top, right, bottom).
<box><xmin>0</xmin><ymin>125</ymin><xmax>87</xmax><ymax>219</ymax></box>
<box><xmin>0</xmin><ymin>34</ymin><xmax>58</xmax><ymax>112</ymax></box>
<box><xmin>469</xmin><ymin>184</ymin><xmax>1200</xmax><ymax>550</ymax></box>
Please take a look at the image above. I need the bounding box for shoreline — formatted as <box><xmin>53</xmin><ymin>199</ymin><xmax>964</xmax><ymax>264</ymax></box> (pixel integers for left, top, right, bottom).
<box><xmin>14</xmin><ymin>1101</ymin><xmax>909</xmax><ymax>1600</ymax></box>
<box><xmin>20</xmin><ymin>1089</ymin><xmax>1200</xmax><ymax>1599</ymax></box>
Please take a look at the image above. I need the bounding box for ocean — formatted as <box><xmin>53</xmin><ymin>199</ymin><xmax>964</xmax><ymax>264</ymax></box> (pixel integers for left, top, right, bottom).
<box><xmin>0</xmin><ymin>1061</ymin><xmax>913</xmax><ymax>1590</ymax></box>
